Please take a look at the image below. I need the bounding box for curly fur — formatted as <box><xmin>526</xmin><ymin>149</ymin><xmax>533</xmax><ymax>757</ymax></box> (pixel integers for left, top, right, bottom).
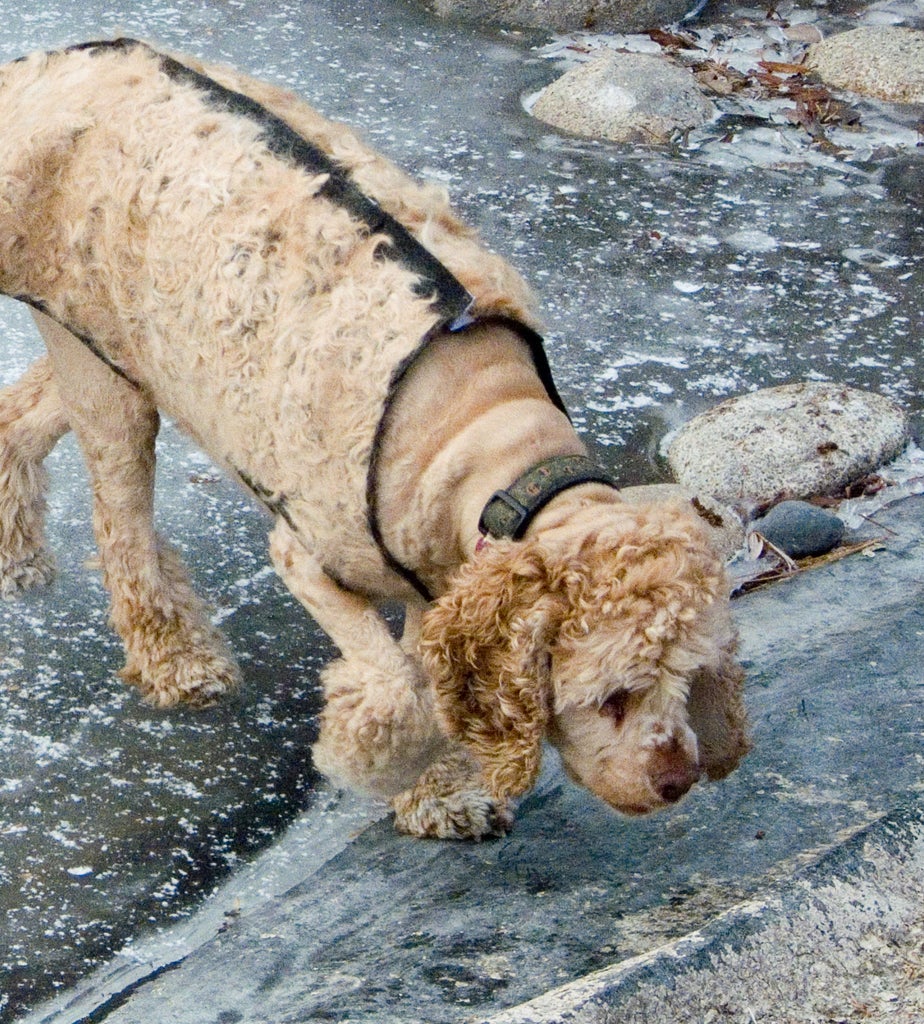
<box><xmin>420</xmin><ymin>500</ymin><xmax>749</xmax><ymax>812</ymax></box>
<box><xmin>0</xmin><ymin>40</ymin><xmax>749</xmax><ymax>839</ymax></box>
<box><xmin>0</xmin><ymin>358</ymin><xmax>64</xmax><ymax>594</ymax></box>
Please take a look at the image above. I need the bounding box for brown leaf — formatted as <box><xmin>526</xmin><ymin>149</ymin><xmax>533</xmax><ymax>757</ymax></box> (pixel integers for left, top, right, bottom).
<box><xmin>753</xmin><ymin>70</ymin><xmax>787</xmax><ymax>92</ymax></box>
<box><xmin>694</xmin><ymin>60</ymin><xmax>750</xmax><ymax>96</ymax></box>
<box><xmin>758</xmin><ymin>60</ymin><xmax>809</xmax><ymax>75</ymax></box>
<box><xmin>648</xmin><ymin>28</ymin><xmax>698</xmax><ymax>50</ymax></box>
<box><xmin>843</xmin><ymin>474</ymin><xmax>887</xmax><ymax>499</ymax></box>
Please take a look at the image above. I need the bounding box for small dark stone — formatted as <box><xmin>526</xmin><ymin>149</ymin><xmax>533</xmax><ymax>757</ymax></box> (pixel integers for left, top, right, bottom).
<box><xmin>750</xmin><ymin>500</ymin><xmax>845</xmax><ymax>559</ymax></box>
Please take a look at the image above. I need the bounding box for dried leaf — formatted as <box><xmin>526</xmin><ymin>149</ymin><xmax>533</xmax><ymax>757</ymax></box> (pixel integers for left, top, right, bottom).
<box><xmin>746</xmin><ymin>532</ymin><xmax>798</xmax><ymax>570</ymax></box>
<box><xmin>747</xmin><ymin>532</ymin><xmax>766</xmax><ymax>561</ymax></box>
<box><xmin>690</xmin><ymin>496</ymin><xmax>726</xmax><ymax>529</ymax></box>
<box><xmin>694</xmin><ymin>60</ymin><xmax>751</xmax><ymax>96</ymax></box>
<box><xmin>758</xmin><ymin>60</ymin><xmax>809</xmax><ymax>75</ymax></box>
<box><xmin>843</xmin><ymin>474</ymin><xmax>887</xmax><ymax>499</ymax></box>
<box><xmin>753</xmin><ymin>70</ymin><xmax>787</xmax><ymax>92</ymax></box>
<box><xmin>647</xmin><ymin>28</ymin><xmax>698</xmax><ymax>50</ymax></box>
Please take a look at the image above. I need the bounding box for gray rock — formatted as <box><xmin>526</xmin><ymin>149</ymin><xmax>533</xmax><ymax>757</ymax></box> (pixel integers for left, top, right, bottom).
<box><xmin>530</xmin><ymin>51</ymin><xmax>714</xmax><ymax>145</ymax></box>
<box><xmin>749</xmin><ymin>500</ymin><xmax>845</xmax><ymax>560</ymax></box>
<box><xmin>808</xmin><ymin>27</ymin><xmax>924</xmax><ymax>105</ymax></box>
<box><xmin>618</xmin><ymin>483</ymin><xmax>744</xmax><ymax>561</ymax></box>
<box><xmin>666</xmin><ymin>383</ymin><xmax>909</xmax><ymax>508</ymax></box>
<box><xmin>425</xmin><ymin>0</ymin><xmax>699</xmax><ymax>33</ymax></box>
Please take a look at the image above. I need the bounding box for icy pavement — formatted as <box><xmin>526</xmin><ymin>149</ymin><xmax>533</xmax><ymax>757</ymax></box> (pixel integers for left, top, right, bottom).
<box><xmin>18</xmin><ymin>493</ymin><xmax>924</xmax><ymax>1023</ymax></box>
<box><xmin>0</xmin><ymin>0</ymin><xmax>922</xmax><ymax>1020</ymax></box>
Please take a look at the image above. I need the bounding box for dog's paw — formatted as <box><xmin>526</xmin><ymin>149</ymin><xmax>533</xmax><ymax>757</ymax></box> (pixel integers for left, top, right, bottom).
<box><xmin>392</xmin><ymin>786</ymin><xmax>513</xmax><ymax>841</ymax></box>
<box><xmin>0</xmin><ymin>548</ymin><xmax>55</xmax><ymax>598</ymax></box>
<box><xmin>390</xmin><ymin>750</ymin><xmax>514</xmax><ymax>840</ymax></box>
<box><xmin>121</xmin><ymin>641</ymin><xmax>242</xmax><ymax>709</ymax></box>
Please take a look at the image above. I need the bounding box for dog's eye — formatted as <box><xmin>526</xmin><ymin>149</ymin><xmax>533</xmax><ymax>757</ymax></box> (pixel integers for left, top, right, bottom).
<box><xmin>599</xmin><ymin>689</ymin><xmax>630</xmax><ymax>725</ymax></box>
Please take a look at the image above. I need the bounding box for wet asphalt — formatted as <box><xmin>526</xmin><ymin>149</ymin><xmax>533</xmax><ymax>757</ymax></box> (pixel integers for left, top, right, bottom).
<box><xmin>0</xmin><ymin>0</ymin><xmax>922</xmax><ymax>1020</ymax></box>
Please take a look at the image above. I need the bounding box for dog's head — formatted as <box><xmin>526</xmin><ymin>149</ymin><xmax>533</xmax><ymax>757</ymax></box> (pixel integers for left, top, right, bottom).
<box><xmin>418</xmin><ymin>500</ymin><xmax>749</xmax><ymax>815</ymax></box>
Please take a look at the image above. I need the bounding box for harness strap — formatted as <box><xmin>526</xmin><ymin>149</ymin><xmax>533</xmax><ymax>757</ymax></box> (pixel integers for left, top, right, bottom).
<box><xmin>16</xmin><ymin>295</ymin><xmax>141</xmax><ymax>387</ymax></box>
<box><xmin>367</xmin><ymin>315</ymin><xmax>572</xmax><ymax>602</ymax></box>
<box><xmin>70</xmin><ymin>39</ymin><xmax>476</xmax><ymax>325</ymax></box>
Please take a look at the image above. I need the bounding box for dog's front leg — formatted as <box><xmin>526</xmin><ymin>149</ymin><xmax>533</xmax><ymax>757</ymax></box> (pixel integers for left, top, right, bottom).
<box><xmin>269</xmin><ymin>522</ymin><xmax>448</xmax><ymax>799</ymax></box>
<box><xmin>37</xmin><ymin>314</ymin><xmax>240</xmax><ymax>707</ymax></box>
<box><xmin>271</xmin><ymin>524</ymin><xmax>511</xmax><ymax>839</ymax></box>
<box><xmin>0</xmin><ymin>357</ymin><xmax>68</xmax><ymax>596</ymax></box>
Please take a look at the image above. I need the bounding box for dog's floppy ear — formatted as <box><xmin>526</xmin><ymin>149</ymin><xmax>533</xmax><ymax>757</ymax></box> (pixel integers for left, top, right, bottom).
<box><xmin>419</xmin><ymin>541</ymin><xmax>560</xmax><ymax>801</ymax></box>
<box><xmin>686</xmin><ymin>644</ymin><xmax>751</xmax><ymax>780</ymax></box>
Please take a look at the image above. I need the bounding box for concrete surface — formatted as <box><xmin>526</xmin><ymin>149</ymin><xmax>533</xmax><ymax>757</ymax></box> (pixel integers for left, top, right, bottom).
<box><xmin>491</xmin><ymin>794</ymin><xmax>924</xmax><ymax>1023</ymax></box>
<box><xmin>17</xmin><ymin>492</ymin><xmax>924</xmax><ymax>1023</ymax></box>
<box><xmin>0</xmin><ymin>0</ymin><xmax>921</xmax><ymax>1020</ymax></box>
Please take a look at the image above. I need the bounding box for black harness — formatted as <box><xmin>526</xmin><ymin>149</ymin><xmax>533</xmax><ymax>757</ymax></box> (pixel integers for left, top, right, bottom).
<box><xmin>37</xmin><ymin>40</ymin><xmax>619</xmax><ymax>600</ymax></box>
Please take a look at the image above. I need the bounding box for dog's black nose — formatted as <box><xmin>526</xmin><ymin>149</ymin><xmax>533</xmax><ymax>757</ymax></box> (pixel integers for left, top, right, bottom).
<box><xmin>660</xmin><ymin>779</ymin><xmax>691</xmax><ymax>803</ymax></box>
<box><xmin>656</xmin><ymin>765</ymin><xmax>700</xmax><ymax>804</ymax></box>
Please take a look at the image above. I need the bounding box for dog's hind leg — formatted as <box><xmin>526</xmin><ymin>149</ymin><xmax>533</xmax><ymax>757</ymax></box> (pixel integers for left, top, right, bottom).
<box><xmin>0</xmin><ymin>356</ymin><xmax>68</xmax><ymax>597</ymax></box>
<box><xmin>269</xmin><ymin>521</ymin><xmax>448</xmax><ymax>799</ymax></box>
<box><xmin>36</xmin><ymin>313</ymin><xmax>240</xmax><ymax>707</ymax></box>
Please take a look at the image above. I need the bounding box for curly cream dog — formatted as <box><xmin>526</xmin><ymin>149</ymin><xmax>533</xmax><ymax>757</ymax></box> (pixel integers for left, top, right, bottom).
<box><xmin>0</xmin><ymin>40</ymin><xmax>749</xmax><ymax>839</ymax></box>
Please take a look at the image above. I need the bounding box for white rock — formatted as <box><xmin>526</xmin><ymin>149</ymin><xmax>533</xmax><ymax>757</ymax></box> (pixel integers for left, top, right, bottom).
<box><xmin>531</xmin><ymin>51</ymin><xmax>714</xmax><ymax>144</ymax></box>
<box><xmin>666</xmin><ymin>383</ymin><xmax>910</xmax><ymax>508</ymax></box>
<box><xmin>808</xmin><ymin>27</ymin><xmax>924</xmax><ymax>104</ymax></box>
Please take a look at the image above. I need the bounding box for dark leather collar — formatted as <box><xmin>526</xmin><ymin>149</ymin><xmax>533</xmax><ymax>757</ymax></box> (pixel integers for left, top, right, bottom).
<box><xmin>478</xmin><ymin>455</ymin><xmax>620</xmax><ymax>541</ymax></box>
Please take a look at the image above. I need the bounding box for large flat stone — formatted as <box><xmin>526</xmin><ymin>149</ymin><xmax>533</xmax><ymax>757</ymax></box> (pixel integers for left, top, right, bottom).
<box><xmin>666</xmin><ymin>382</ymin><xmax>909</xmax><ymax>508</ymax></box>
<box><xmin>808</xmin><ymin>27</ymin><xmax>924</xmax><ymax>104</ymax></box>
<box><xmin>531</xmin><ymin>51</ymin><xmax>714</xmax><ymax>144</ymax></box>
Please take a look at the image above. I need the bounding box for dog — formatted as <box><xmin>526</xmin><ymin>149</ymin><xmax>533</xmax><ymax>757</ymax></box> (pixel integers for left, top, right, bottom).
<box><xmin>0</xmin><ymin>40</ymin><xmax>749</xmax><ymax>839</ymax></box>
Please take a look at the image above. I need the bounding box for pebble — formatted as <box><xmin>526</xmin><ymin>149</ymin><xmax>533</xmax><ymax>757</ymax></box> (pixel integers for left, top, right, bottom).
<box><xmin>749</xmin><ymin>500</ymin><xmax>845</xmax><ymax>560</ymax></box>
<box><xmin>666</xmin><ymin>383</ymin><xmax>909</xmax><ymax>508</ymax></box>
